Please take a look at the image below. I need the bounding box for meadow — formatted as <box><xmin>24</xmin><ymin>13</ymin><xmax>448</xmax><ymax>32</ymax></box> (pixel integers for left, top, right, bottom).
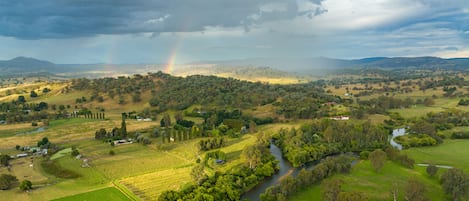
<box><xmin>292</xmin><ymin>160</ymin><xmax>447</xmax><ymax>201</ymax></box>
<box><xmin>51</xmin><ymin>187</ymin><xmax>132</xmax><ymax>201</ymax></box>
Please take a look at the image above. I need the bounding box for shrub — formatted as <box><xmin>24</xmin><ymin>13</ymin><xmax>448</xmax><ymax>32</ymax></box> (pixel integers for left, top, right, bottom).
<box><xmin>360</xmin><ymin>151</ymin><xmax>370</xmax><ymax>160</ymax></box>
<box><xmin>19</xmin><ymin>180</ymin><xmax>32</xmax><ymax>191</ymax></box>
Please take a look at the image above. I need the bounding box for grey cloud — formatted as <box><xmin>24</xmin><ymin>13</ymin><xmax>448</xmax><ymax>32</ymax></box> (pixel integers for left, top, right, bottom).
<box><xmin>0</xmin><ymin>0</ymin><xmax>324</xmax><ymax>39</ymax></box>
<box><xmin>445</xmin><ymin>47</ymin><xmax>459</xmax><ymax>51</ymax></box>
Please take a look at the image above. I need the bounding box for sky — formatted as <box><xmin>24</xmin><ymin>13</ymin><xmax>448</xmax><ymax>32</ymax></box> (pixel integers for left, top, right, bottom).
<box><xmin>0</xmin><ymin>0</ymin><xmax>468</xmax><ymax>64</ymax></box>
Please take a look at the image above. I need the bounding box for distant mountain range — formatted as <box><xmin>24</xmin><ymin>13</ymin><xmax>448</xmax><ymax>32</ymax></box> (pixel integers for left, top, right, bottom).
<box><xmin>1</xmin><ymin>56</ymin><xmax>468</xmax><ymax>77</ymax></box>
<box><xmin>191</xmin><ymin>56</ymin><xmax>469</xmax><ymax>73</ymax></box>
<box><xmin>0</xmin><ymin>57</ymin><xmax>58</xmax><ymax>73</ymax></box>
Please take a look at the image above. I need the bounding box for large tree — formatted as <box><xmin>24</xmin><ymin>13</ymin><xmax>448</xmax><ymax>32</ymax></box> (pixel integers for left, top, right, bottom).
<box><xmin>241</xmin><ymin>144</ymin><xmax>263</xmax><ymax>169</ymax></box>
<box><xmin>322</xmin><ymin>179</ymin><xmax>343</xmax><ymax>201</ymax></box>
<box><xmin>404</xmin><ymin>178</ymin><xmax>429</xmax><ymax>201</ymax></box>
<box><xmin>0</xmin><ymin>174</ymin><xmax>18</xmax><ymax>190</ymax></box>
<box><xmin>0</xmin><ymin>154</ymin><xmax>11</xmax><ymax>167</ymax></box>
<box><xmin>120</xmin><ymin>113</ymin><xmax>127</xmax><ymax>139</ymax></box>
<box><xmin>369</xmin><ymin>149</ymin><xmax>387</xmax><ymax>173</ymax></box>
<box><xmin>441</xmin><ymin>168</ymin><xmax>469</xmax><ymax>201</ymax></box>
<box><xmin>190</xmin><ymin>164</ymin><xmax>207</xmax><ymax>185</ymax></box>
<box><xmin>426</xmin><ymin>164</ymin><xmax>438</xmax><ymax>177</ymax></box>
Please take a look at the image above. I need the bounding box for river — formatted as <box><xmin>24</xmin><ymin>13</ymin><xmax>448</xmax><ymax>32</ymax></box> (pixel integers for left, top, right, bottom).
<box><xmin>241</xmin><ymin>143</ymin><xmax>294</xmax><ymax>201</ymax></box>
<box><xmin>390</xmin><ymin>128</ymin><xmax>406</xmax><ymax>150</ymax></box>
<box><xmin>17</xmin><ymin>127</ymin><xmax>46</xmax><ymax>135</ymax></box>
<box><xmin>242</xmin><ymin>128</ymin><xmax>401</xmax><ymax>201</ymax></box>
<box><xmin>241</xmin><ymin>142</ymin><xmax>340</xmax><ymax>201</ymax></box>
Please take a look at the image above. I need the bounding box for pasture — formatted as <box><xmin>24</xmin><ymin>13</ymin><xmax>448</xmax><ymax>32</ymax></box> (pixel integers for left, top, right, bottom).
<box><xmin>51</xmin><ymin>187</ymin><xmax>132</xmax><ymax>201</ymax></box>
<box><xmin>403</xmin><ymin>139</ymin><xmax>469</xmax><ymax>172</ymax></box>
<box><xmin>292</xmin><ymin>160</ymin><xmax>446</xmax><ymax>201</ymax></box>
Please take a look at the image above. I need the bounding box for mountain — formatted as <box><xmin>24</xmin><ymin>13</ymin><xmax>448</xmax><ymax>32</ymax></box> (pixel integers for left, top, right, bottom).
<box><xmin>193</xmin><ymin>56</ymin><xmax>469</xmax><ymax>74</ymax></box>
<box><xmin>0</xmin><ymin>57</ymin><xmax>57</xmax><ymax>73</ymax></box>
<box><xmin>1</xmin><ymin>56</ymin><xmax>468</xmax><ymax>77</ymax></box>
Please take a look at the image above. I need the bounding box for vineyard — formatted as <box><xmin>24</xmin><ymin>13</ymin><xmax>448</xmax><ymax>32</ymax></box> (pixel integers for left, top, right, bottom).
<box><xmin>119</xmin><ymin>166</ymin><xmax>193</xmax><ymax>200</ymax></box>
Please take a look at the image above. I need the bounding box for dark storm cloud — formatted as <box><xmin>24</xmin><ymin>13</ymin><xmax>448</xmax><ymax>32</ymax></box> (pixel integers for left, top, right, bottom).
<box><xmin>0</xmin><ymin>0</ymin><xmax>325</xmax><ymax>39</ymax></box>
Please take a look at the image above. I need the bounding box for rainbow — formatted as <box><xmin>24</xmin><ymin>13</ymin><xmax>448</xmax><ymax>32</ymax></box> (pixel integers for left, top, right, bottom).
<box><xmin>164</xmin><ymin>33</ymin><xmax>184</xmax><ymax>74</ymax></box>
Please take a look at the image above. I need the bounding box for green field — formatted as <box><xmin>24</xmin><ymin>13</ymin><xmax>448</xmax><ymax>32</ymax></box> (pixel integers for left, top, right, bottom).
<box><xmin>51</xmin><ymin>187</ymin><xmax>132</xmax><ymax>201</ymax></box>
<box><xmin>292</xmin><ymin>160</ymin><xmax>447</xmax><ymax>201</ymax></box>
<box><xmin>403</xmin><ymin>139</ymin><xmax>469</xmax><ymax>172</ymax></box>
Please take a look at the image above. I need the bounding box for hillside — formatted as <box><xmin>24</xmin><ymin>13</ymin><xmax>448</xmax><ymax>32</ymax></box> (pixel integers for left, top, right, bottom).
<box><xmin>1</xmin><ymin>56</ymin><xmax>468</xmax><ymax>78</ymax></box>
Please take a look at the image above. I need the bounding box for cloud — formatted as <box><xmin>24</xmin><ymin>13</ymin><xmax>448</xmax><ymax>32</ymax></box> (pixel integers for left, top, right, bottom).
<box><xmin>0</xmin><ymin>0</ymin><xmax>326</xmax><ymax>39</ymax></box>
<box><xmin>0</xmin><ymin>0</ymin><xmax>468</xmax><ymax>63</ymax></box>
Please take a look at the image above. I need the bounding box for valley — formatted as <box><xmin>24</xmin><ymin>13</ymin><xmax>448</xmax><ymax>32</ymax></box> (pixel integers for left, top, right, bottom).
<box><xmin>0</xmin><ymin>65</ymin><xmax>467</xmax><ymax>201</ymax></box>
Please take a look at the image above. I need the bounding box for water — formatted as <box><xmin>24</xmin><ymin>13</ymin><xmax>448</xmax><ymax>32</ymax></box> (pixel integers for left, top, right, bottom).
<box><xmin>241</xmin><ymin>143</ymin><xmax>294</xmax><ymax>201</ymax></box>
<box><xmin>17</xmin><ymin>127</ymin><xmax>46</xmax><ymax>135</ymax></box>
<box><xmin>390</xmin><ymin>128</ymin><xmax>406</xmax><ymax>150</ymax></box>
<box><xmin>241</xmin><ymin>143</ymin><xmax>345</xmax><ymax>201</ymax></box>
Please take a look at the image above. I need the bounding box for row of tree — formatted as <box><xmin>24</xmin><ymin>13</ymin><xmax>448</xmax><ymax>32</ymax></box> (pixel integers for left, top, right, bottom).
<box><xmin>260</xmin><ymin>155</ymin><xmax>354</xmax><ymax>201</ymax></box>
<box><xmin>159</xmin><ymin>134</ymin><xmax>278</xmax><ymax>201</ymax></box>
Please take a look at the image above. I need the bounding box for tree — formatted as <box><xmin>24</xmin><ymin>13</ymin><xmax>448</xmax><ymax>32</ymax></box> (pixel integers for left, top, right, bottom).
<box><xmin>0</xmin><ymin>174</ymin><xmax>18</xmax><ymax>190</ymax></box>
<box><xmin>426</xmin><ymin>164</ymin><xmax>438</xmax><ymax>177</ymax></box>
<box><xmin>441</xmin><ymin>168</ymin><xmax>469</xmax><ymax>201</ymax></box>
<box><xmin>0</xmin><ymin>154</ymin><xmax>11</xmax><ymax>167</ymax></box>
<box><xmin>19</xmin><ymin>180</ymin><xmax>32</xmax><ymax>191</ymax></box>
<box><xmin>423</xmin><ymin>97</ymin><xmax>434</xmax><ymax>106</ymax></box>
<box><xmin>120</xmin><ymin>113</ymin><xmax>127</xmax><ymax>139</ymax></box>
<box><xmin>17</xmin><ymin>95</ymin><xmax>26</xmax><ymax>103</ymax></box>
<box><xmin>174</xmin><ymin>112</ymin><xmax>183</xmax><ymax>122</ymax></box>
<box><xmin>161</xmin><ymin>114</ymin><xmax>171</xmax><ymax>128</ymax></box>
<box><xmin>241</xmin><ymin>144</ymin><xmax>263</xmax><ymax>169</ymax></box>
<box><xmin>37</xmin><ymin>137</ymin><xmax>50</xmax><ymax>148</ymax></box>
<box><xmin>71</xmin><ymin>148</ymin><xmax>80</xmax><ymax>156</ymax></box>
<box><xmin>42</xmin><ymin>88</ymin><xmax>51</xmax><ymax>93</ymax></box>
<box><xmin>323</xmin><ymin>179</ymin><xmax>343</xmax><ymax>201</ymax></box>
<box><xmin>190</xmin><ymin>163</ymin><xmax>207</xmax><ymax>185</ymax></box>
<box><xmin>404</xmin><ymin>178</ymin><xmax>429</xmax><ymax>201</ymax></box>
<box><xmin>369</xmin><ymin>149</ymin><xmax>387</xmax><ymax>172</ymax></box>
<box><xmin>30</xmin><ymin>91</ymin><xmax>38</xmax><ymax>98</ymax></box>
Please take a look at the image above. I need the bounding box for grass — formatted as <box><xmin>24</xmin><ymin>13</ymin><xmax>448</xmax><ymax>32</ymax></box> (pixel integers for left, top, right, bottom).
<box><xmin>50</xmin><ymin>147</ymin><xmax>72</xmax><ymax>160</ymax></box>
<box><xmin>403</xmin><ymin>139</ymin><xmax>469</xmax><ymax>172</ymax></box>
<box><xmin>51</xmin><ymin>187</ymin><xmax>132</xmax><ymax>201</ymax></box>
<box><xmin>0</xmin><ymin>157</ymin><xmax>48</xmax><ymax>183</ymax></box>
<box><xmin>292</xmin><ymin>160</ymin><xmax>446</xmax><ymax>201</ymax></box>
<box><xmin>41</xmin><ymin>159</ymin><xmax>81</xmax><ymax>179</ymax></box>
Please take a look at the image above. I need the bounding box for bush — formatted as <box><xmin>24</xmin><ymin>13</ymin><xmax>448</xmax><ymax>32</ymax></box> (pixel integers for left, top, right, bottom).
<box><xmin>360</xmin><ymin>151</ymin><xmax>370</xmax><ymax>160</ymax></box>
<box><xmin>109</xmin><ymin>150</ymin><xmax>115</xmax><ymax>155</ymax></box>
<box><xmin>19</xmin><ymin>180</ymin><xmax>32</xmax><ymax>191</ymax></box>
<box><xmin>451</xmin><ymin>132</ymin><xmax>469</xmax><ymax>139</ymax></box>
<box><xmin>426</xmin><ymin>164</ymin><xmax>438</xmax><ymax>177</ymax></box>
<box><xmin>31</xmin><ymin>122</ymin><xmax>38</xmax><ymax>126</ymax></box>
<box><xmin>0</xmin><ymin>174</ymin><xmax>18</xmax><ymax>190</ymax></box>
<box><xmin>71</xmin><ymin>149</ymin><xmax>80</xmax><ymax>157</ymax></box>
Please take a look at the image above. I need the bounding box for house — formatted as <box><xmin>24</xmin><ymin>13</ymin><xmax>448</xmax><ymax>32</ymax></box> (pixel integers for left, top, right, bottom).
<box><xmin>113</xmin><ymin>139</ymin><xmax>133</xmax><ymax>146</ymax></box>
<box><xmin>330</xmin><ymin>116</ymin><xmax>350</xmax><ymax>121</ymax></box>
<box><xmin>16</xmin><ymin>153</ymin><xmax>28</xmax><ymax>158</ymax></box>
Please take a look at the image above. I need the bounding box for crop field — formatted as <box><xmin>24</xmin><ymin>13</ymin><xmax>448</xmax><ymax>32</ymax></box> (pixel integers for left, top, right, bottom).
<box><xmin>119</xmin><ymin>167</ymin><xmax>192</xmax><ymax>200</ymax></box>
<box><xmin>51</xmin><ymin>187</ymin><xmax>132</xmax><ymax>201</ymax></box>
